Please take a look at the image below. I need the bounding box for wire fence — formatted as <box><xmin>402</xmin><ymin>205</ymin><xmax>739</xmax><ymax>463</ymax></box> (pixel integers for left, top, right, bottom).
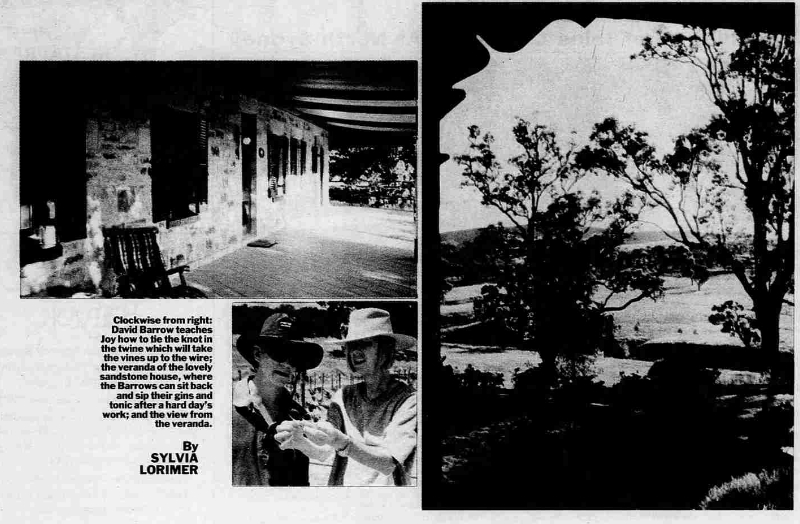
<box><xmin>296</xmin><ymin>369</ymin><xmax>417</xmax><ymax>419</ymax></box>
<box><xmin>232</xmin><ymin>367</ymin><xmax>417</xmax><ymax>388</ymax></box>
<box><xmin>304</xmin><ymin>369</ymin><xmax>417</xmax><ymax>391</ymax></box>
<box><xmin>233</xmin><ymin>366</ymin><xmax>417</xmax><ymax>419</ymax></box>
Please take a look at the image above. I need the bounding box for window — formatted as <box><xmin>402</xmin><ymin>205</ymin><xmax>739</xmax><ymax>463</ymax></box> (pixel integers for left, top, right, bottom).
<box><xmin>20</xmin><ymin>99</ymin><xmax>86</xmax><ymax>246</ymax></box>
<box><xmin>300</xmin><ymin>140</ymin><xmax>307</xmax><ymax>175</ymax></box>
<box><xmin>151</xmin><ymin>106</ymin><xmax>208</xmax><ymax>224</ymax></box>
<box><xmin>268</xmin><ymin>134</ymin><xmax>288</xmax><ymax>199</ymax></box>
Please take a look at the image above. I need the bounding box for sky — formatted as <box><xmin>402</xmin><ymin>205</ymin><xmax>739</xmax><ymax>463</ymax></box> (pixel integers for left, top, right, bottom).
<box><xmin>439</xmin><ymin>18</ymin><xmax>728</xmax><ymax>233</ymax></box>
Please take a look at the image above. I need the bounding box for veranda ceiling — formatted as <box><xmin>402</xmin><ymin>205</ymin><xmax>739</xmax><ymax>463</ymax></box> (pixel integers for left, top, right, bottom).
<box><xmin>23</xmin><ymin>61</ymin><xmax>418</xmax><ymax>148</ymax></box>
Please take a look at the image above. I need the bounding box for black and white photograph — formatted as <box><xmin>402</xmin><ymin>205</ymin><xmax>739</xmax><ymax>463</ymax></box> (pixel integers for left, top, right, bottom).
<box><xmin>423</xmin><ymin>2</ymin><xmax>794</xmax><ymax>510</ymax></box>
<box><xmin>232</xmin><ymin>301</ymin><xmax>418</xmax><ymax>486</ymax></box>
<box><xmin>19</xmin><ymin>61</ymin><xmax>417</xmax><ymax>299</ymax></box>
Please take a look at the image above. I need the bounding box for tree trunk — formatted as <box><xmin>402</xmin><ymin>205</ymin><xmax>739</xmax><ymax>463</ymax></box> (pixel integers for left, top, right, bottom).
<box><xmin>538</xmin><ymin>350</ymin><xmax>559</xmax><ymax>386</ymax></box>
<box><xmin>746</xmin><ymin>175</ymin><xmax>789</xmax><ymax>385</ymax></box>
<box><xmin>754</xmin><ymin>297</ymin><xmax>786</xmax><ymax>383</ymax></box>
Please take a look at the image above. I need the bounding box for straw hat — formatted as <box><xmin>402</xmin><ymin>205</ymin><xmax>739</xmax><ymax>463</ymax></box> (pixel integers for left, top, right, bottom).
<box><xmin>342</xmin><ymin>308</ymin><xmax>416</xmax><ymax>351</ymax></box>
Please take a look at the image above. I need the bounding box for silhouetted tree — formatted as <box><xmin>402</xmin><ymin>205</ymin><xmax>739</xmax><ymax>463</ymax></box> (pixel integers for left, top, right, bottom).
<box><xmin>456</xmin><ymin>225</ymin><xmax>513</xmax><ymax>285</ymax></box>
<box><xmin>576</xmin><ymin>27</ymin><xmax>794</xmax><ymax>378</ymax></box>
<box><xmin>454</xmin><ymin>119</ymin><xmax>666</xmax><ymax>381</ymax></box>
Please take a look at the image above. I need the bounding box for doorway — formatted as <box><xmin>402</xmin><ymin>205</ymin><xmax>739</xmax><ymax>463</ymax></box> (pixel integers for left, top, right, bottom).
<box><xmin>241</xmin><ymin>113</ymin><xmax>257</xmax><ymax>237</ymax></box>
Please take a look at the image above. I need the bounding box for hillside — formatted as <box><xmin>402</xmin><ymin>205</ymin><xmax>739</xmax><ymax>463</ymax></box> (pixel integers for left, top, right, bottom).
<box><xmin>441</xmin><ymin>226</ymin><xmax>677</xmax><ymax>248</ymax></box>
<box><xmin>440</xmin><ymin>227</ymin><xmax>485</xmax><ymax>246</ymax></box>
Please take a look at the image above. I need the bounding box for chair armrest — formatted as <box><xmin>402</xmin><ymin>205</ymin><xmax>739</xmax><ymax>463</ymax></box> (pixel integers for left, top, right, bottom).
<box><xmin>166</xmin><ymin>264</ymin><xmax>191</xmax><ymax>287</ymax></box>
<box><xmin>165</xmin><ymin>264</ymin><xmax>191</xmax><ymax>275</ymax></box>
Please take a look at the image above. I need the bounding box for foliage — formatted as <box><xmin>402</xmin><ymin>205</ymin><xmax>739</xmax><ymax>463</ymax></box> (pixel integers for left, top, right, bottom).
<box><xmin>608</xmin><ymin>371</ymin><xmax>652</xmax><ymax>409</ymax></box>
<box><xmin>575</xmin><ymin>116</ymin><xmax>728</xmax><ymax>248</ymax></box>
<box><xmin>698</xmin><ymin>467</ymin><xmax>793</xmax><ymax>509</ymax></box>
<box><xmin>329</xmin><ymin>145</ymin><xmax>416</xmax><ymax>209</ymax></box>
<box><xmin>512</xmin><ymin>365</ymin><xmax>548</xmax><ymax>395</ymax></box>
<box><xmin>606</xmin><ymin>359</ymin><xmax>721</xmax><ymax>418</ymax></box>
<box><xmin>440</xmin><ymin>357</ymin><xmax>791</xmax><ymax>509</ymax></box>
<box><xmin>646</xmin><ymin>358</ymin><xmax>721</xmax><ymax>401</ymax></box>
<box><xmin>298</xmin><ymin>384</ymin><xmax>332</xmax><ymax>422</ymax></box>
<box><xmin>513</xmin><ymin>360</ymin><xmax>603</xmax><ymax>401</ymax></box>
<box><xmin>456</xmin><ymin>364</ymin><xmax>506</xmax><ymax>391</ymax></box>
<box><xmin>454</xmin><ymin>118</ymin><xmax>668</xmax><ymax>381</ymax></box>
<box><xmin>315</xmin><ymin>301</ymin><xmax>354</xmax><ymax>339</ymax></box>
<box><xmin>295</xmin><ymin>368</ymin><xmax>418</xmax><ymax>422</ymax></box>
<box><xmin>232</xmin><ymin>302</ymin><xmax>416</xmax><ymax>342</ymax></box>
<box><xmin>472</xmin><ymin>283</ymin><xmax>517</xmax><ymax>339</ymax></box>
<box><xmin>439</xmin><ymin>358</ymin><xmax>506</xmax><ymax>397</ymax></box>
<box><xmin>578</xmin><ymin>27</ymin><xmax>794</xmax><ymax>372</ymax></box>
<box><xmin>440</xmin><ymin>241</ymin><xmax>461</xmax><ymax>303</ymax></box>
<box><xmin>687</xmin><ymin>263</ymin><xmax>711</xmax><ymax>291</ymax></box>
<box><xmin>328</xmin><ymin>185</ymin><xmax>370</xmax><ymax>206</ymax></box>
<box><xmin>748</xmin><ymin>398</ymin><xmax>795</xmax><ymax>454</ymax></box>
<box><xmin>708</xmin><ymin>300</ymin><xmax>761</xmax><ymax>349</ymax></box>
<box><xmin>455</xmin><ymin>225</ymin><xmax>516</xmax><ymax>286</ymax></box>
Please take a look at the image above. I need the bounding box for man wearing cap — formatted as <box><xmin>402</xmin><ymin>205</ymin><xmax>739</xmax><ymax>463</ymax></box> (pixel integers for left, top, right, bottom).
<box><xmin>276</xmin><ymin>308</ymin><xmax>417</xmax><ymax>486</ymax></box>
<box><xmin>232</xmin><ymin>313</ymin><xmax>323</xmax><ymax>486</ymax></box>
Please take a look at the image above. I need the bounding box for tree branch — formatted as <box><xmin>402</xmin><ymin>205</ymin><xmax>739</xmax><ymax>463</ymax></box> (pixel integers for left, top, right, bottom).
<box><xmin>601</xmin><ymin>290</ymin><xmax>655</xmax><ymax>312</ymax></box>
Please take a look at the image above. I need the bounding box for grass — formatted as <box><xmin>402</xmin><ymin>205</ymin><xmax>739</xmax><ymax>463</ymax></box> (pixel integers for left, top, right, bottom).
<box><xmin>436</xmin><ymin>273</ymin><xmax>793</xmax><ymax>509</ymax></box>
<box><xmin>437</xmin><ymin>384</ymin><xmax>793</xmax><ymax>508</ymax></box>
<box><xmin>443</xmin><ymin>274</ymin><xmax>794</xmax><ymax>351</ymax></box>
<box><xmin>442</xmin><ymin>345</ymin><xmax>768</xmax><ymax>388</ymax></box>
<box><xmin>609</xmin><ymin>274</ymin><xmax>793</xmax><ymax>351</ymax></box>
<box><xmin>698</xmin><ymin>468</ymin><xmax>790</xmax><ymax>509</ymax></box>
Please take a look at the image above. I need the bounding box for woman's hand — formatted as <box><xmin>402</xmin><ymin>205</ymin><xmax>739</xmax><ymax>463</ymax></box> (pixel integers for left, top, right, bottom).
<box><xmin>301</xmin><ymin>420</ymin><xmax>395</xmax><ymax>476</ymax></box>
<box><xmin>301</xmin><ymin>420</ymin><xmax>348</xmax><ymax>450</ymax></box>
<box><xmin>274</xmin><ymin>420</ymin><xmax>335</xmax><ymax>462</ymax></box>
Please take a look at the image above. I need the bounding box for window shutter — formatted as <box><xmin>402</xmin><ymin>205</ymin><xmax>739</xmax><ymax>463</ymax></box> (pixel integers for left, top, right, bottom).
<box><xmin>197</xmin><ymin>118</ymin><xmax>208</xmax><ymax>166</ymax></box>
<box><xmin>290</xmin><ymin>138</ymin><xmax>298</xmax><ymax>176</ymax></box>
<box><xmin>196</xmin><ymin>117</ymin><xmax>209</xmax><ymax>204</ymax></box>
<box><xmin>280</xmin><ymin>135</ymin><xmax>289</xmax><ymax>195</ymax></box>
<box><xmin>312</xmin><ymin>145</ymin><xmax>318</xmax><ymax>173</ymax></box>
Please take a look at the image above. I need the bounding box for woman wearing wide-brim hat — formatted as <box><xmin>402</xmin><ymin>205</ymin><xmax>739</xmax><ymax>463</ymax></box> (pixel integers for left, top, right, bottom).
<box><xmin>275</xmin><ymin>308</ymin><xmax>417</xmax><ymax>486</ymax></box>
<box><xmin>232</xmin><ymin>312</ymin><xmax>323</xmax><ymax>486</ymax></box>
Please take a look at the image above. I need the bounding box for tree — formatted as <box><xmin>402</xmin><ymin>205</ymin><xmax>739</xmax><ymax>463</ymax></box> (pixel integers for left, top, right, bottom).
<box><xmin>329</xmin><ymin>145</ymin><xmax>416</xmax><ymax>209</ymax></box>
<box><xmin>576</xmin><ymin>27</ymin><xmax>794</xmax><ymax>378</ymax></box>
<box><xmin>454</xmin><ymin>119</ymin><xmax>666</xmax><ymax>380</ymax></box>
<box><xmin>459</xmin><ymin>225</ymin><xmax>514</xmax><ymax>285</ymax></box>
<box><xmin>439</xmin><ymin>241</ymin><xmax>460</xmax><ymax>303</ymax></box>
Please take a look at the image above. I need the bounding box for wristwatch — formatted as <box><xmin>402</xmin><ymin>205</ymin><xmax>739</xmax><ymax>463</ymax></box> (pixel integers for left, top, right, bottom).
<box><xmin>335</xmin><ymin>435</ymin><xmax>352</xmax><ymax>457</ymax></box>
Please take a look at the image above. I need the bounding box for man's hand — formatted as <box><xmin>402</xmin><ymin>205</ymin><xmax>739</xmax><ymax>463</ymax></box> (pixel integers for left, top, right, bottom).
<box><xmin>232</xmin><ymin>382</ymin><xmax>260</xmax><ymax>408</ymax></box>
<box><xmin>274</xmin><ymin>420</ymin><xmax>304</xmax><ymax>450</ymax></box>
<box><xmin>301</xmin><ymin>420</ymin><xmax>348</xmax><ymax>450</ymax></box>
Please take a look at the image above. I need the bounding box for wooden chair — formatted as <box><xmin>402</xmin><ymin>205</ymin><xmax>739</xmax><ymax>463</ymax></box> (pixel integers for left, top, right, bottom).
<box><xmin>102</xmin><ymin>226</ymin><xmax>206</xmax><ymax>298</ymax></box>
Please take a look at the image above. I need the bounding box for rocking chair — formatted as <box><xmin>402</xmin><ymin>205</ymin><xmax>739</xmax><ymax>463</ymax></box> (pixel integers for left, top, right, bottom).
<box><xmin>102</xmin><ymin>226</ymin><xmax>207</xmax><ymax>298</ymax></box>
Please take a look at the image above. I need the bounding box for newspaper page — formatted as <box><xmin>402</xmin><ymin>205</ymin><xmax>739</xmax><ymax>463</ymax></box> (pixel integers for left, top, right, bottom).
<box><xmin>1</xmin><ymin>1</ymin><xmax>426</xmax><ymax>522</ymax></box>
<box><xmin>2</xmin><ymin>1</ymin><xmax>798</xmax><ymax>523</ymax></box>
